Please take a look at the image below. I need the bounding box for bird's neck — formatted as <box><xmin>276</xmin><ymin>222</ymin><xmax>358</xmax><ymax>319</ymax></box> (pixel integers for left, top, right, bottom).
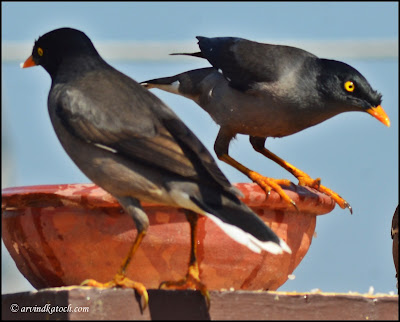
<box><xmin>51</xmin><ymin>55</ymin><xmax>107</xmax><ymax>84</ymax></box>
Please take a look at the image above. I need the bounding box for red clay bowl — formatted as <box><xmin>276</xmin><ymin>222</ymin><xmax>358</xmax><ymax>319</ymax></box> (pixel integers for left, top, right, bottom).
<box><xmin>2</xmin><ymin>183</ymin><xmax>335</xmax><ymax>291</ymax></box>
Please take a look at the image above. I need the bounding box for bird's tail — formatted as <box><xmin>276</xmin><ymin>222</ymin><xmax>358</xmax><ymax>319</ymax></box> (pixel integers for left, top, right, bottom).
<box><xmin>190</xmin><ymin>193</ymin><xmax>291</xmax><ymax>255</ymax></box>
<box><xmin>140</xmin><ymin>74</ymin><xmax>182</xmax><ymax>92</ymax></box>
<box><xmin>140</xmin><ymin>68</ymin><xmax>217</xmax><ymax>100</ymax></box>
<box><xmin>170</xmin><ymin>52</ymin><xmax>205</xmax><ymax>58</ymax></box>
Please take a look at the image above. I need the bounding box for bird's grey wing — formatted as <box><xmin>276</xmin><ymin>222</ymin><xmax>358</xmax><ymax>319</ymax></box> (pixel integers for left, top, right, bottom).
<box><xmin>154</xmin><ymin>104</ymin><xmax>234</xmax><ymax>191</ymax></box>
<box><xmin>52</xmin><ymin>73</ymin><xmax>233</xmax><ymax>190</ymax></box>
<box><xmin>196</xmin><ymin>36</ymin><xmax>317</xmax><ymax>92</ymax></box>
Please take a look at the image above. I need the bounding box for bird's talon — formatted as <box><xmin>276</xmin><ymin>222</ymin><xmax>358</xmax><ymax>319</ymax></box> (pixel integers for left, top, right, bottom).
<box><xmin>291</xmin><ymin>200</ymin><xmax>299</xmax><ymax>213</ymax></box>
<box><xmin>137</xmin><ymin>288</ymin><xmax>149</xmax><ymax>310</ymax></box>
<box><xmin>203</xmin><ymin>289</ymin><xmax>211</xmax><ymax>310</ymax></box>
<box><xmin>345</xmin><ymin>202</ymin><xmax>353</xmax><ymax>215</ymax></box>
<box><xmin>80</xmin><ymin>278</ymin><xmax>115</xmax><ymax>288</ymax></box>
<box><xmin>158</xmin><ymin>281</ymin><xmax>168</xmax><ymax>289</ymax></box>
<box><xmin>80</xmin><ymin>279</ymin><xmax>92</xmax><ymax>287</ymax></box>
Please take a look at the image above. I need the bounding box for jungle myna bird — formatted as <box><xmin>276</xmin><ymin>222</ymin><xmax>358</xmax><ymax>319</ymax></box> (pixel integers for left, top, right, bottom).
<box><xmin>141</xmin><ymin>36</ymin><xmax>391</xmax><ymax>213</ymax></box>
<box><xmin>21</xmin><ymin>28</ymin><xmax>291</xmax><ymax>309</ymax></box>
<box><xmin>392</xmin><ymin>205</ymin><xmax>398</xmax><ymax>290</ymax></box>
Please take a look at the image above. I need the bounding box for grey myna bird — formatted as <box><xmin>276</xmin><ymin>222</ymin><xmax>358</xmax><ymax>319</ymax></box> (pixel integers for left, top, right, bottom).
<box><xmin>392</xmin><ymin>205</ymin><xmax>398</xmax><ymax>291</ymax></box>
<box><xmin>21</xmin><ymin>28</ymin><xmax>291</xmax><ymax>309</ymax></box>
<box><xmin>141</xmin><ymin>36</ymin><xmax>391</xmax><ymax>214</ymax></box>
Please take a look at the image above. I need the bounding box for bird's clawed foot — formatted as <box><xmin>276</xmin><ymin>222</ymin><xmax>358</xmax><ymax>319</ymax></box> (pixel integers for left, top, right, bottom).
<box><xmin>248</xmin><ymin>170</ymin><xmax>298</xmax><ymax>211</ymax></box>
<box><xmin>81</xmin><ymin>273</ymin><xmax>149</xmax><ymax>309</ymax></box>
<box><xmin>248</xmin><ymin>170</ymin><xmax>352</xmax><ymax>214</ymax></box>
<box><xmin>297</xmin><ymin>174</ymin><xmax>352</xmax><ymax>214</ymax></box>
<box><xmin>159</xmin><ymin>264</ymin><xmax>210</xmax><ymax>309</ymax></box>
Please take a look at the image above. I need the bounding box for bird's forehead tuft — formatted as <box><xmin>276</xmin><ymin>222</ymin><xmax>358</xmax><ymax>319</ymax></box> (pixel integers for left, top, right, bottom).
<box><xmin>350</xmin><ymin>72</ymin><xmax>383</xmax><ymax>105</ymax></box>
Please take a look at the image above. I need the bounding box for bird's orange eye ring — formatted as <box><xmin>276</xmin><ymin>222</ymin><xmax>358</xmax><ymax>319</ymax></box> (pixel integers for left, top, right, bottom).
<box><xmin>344</xmin><ymin>81</ymin><xmax>355</xmax><ymax>92</ymax></box>
<box><xmin>37</xmin><ymin>47</ymin><xmax>44</xmax><ymax>57</ymax></box>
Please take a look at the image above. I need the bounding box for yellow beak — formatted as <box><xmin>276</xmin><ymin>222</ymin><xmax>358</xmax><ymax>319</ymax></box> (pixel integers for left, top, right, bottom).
<box><xmin>21</xmin><ymin>55</ymin><xmax>37</xmax><ymax>68</ymax></box>
<box><xmin>366</xmin><ymin>105</ymin><xmax>390</xmax><ymax>127</ymax></box>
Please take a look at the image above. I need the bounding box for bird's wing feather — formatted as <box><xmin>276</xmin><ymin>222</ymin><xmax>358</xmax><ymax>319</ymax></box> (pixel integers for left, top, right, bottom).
<box><xmin>52</xmin><ymin>68</ymin><xmax>232</xmax><ymax>189</ymax></box>
<box><xmin>196</xmin><ymin>36</ymin><xmax>317</xmax><ymax>91</ymax></box>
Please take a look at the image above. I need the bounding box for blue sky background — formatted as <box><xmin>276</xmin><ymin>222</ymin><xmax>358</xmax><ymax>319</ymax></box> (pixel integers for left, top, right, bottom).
<box><xmin>2</xmin><ymin>2</ymin><xmax>398</xmax><ymax>295</ymax></box>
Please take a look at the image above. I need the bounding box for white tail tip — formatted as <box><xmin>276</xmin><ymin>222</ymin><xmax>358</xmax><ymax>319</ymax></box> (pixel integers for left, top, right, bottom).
<box><xmin>205</xmin><ymin>212</ymin><xmax>292</xmax><ymax>255</ymax></box>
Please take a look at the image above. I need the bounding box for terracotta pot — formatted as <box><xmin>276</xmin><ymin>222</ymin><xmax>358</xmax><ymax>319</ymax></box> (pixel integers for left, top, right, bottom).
<box><xmin>2</xmin><ymin>183</ymin><xmax>335</xmax><ymax>291</ymax></box>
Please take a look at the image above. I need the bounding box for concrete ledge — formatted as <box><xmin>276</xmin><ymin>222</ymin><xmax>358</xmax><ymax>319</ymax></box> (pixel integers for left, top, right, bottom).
<box><xmin>2</xmin><ymin>287</ymin><xmax>398</xmax><ymax>320</ymax></box>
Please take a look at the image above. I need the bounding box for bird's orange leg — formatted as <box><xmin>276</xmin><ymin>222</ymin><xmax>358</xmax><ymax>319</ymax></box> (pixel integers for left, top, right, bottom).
<box><xmin>81</xmin><ymin>230</ymin><xmax>149</xmax><ymax>309</ymax></box>
<box><xmin>256</xmin><ymin>147</ymin><xmax>352</xmax><ymax>214</ymax></box>
<box><xmin>219</xmin><ymin>154</ymin><xmax>298</xmax><ymax>210</ymax></box>
<box><xmin>159</xmin><ymin>211</ymin><xmax>210</xmax><ymax>309</ymax></box>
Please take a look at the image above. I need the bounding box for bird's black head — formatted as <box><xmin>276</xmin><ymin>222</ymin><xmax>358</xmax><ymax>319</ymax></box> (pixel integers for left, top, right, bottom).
<box><xmin>317</xmin><ymin>59</ymin><xmax>389</xmax><ymax>127</ymax></box>
<box><xmin>21</xmin><ymin>27</ymin><xmax>100</xmax><ymax>79</ymax></box>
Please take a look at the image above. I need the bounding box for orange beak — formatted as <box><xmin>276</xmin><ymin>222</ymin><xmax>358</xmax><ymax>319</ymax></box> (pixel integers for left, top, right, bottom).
<box><xmin>366</xmin><ymin>105</ymin><xmax>390</xmax><ymax>127</ymax></box>
<box><xmin>21</xmin><ymin>55</ymin><xmax>37</xmax><ymax>68</ymax></box>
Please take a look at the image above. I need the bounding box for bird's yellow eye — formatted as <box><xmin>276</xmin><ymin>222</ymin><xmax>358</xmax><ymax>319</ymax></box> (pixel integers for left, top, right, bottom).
<box><xmin>344</xmin><ymin>81</ymin><xmax>355</xmax><ymax>92</ymax></box>
<box><xmin>37</xmin><ymin>47</ymin><xmax>44</xmax><ymax>57</ymax></box>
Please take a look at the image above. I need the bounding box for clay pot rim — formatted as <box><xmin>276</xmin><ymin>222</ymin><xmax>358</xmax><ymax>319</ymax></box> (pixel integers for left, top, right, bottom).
<box><xmin>2</xmin><ymin>182</ymin><xmax>335</xmax><ymax>215</ymax></box>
